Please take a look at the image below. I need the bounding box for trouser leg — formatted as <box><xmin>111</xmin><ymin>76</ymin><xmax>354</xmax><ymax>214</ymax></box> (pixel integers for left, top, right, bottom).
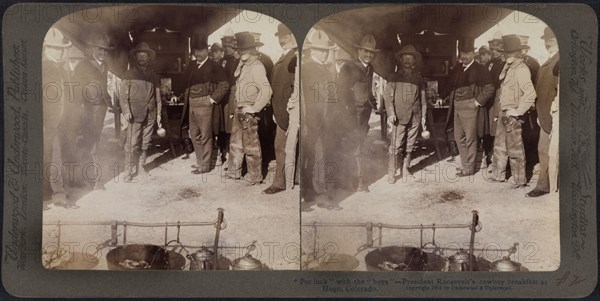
<box><xmin>271</xmin><ymin>125</ymin><xmax>287</xmax><ymax>189</ymax></box>
<box><xmin>548</xmin><ymin>115</ymin><xmax>559</xmax><ymax>193</ymax></box>
<box><xmin>124</xmin><ymin>121</ymin><xmax>142</xmax><ymax>179</ymax></box>
<box><xmin>492</xmin><ymin>113</ymin><xmax>508</xmax><ymax>181</ymax></box>
<box><xmin>506</xmin><ymin>118</ymin><xmax>526</xmax><ymax>185</ymax></box>
<box><xmin>242</xmin><ymin>115</ymin><xmax>263</xmax><ymax>184</ymax></box>
<box><xmin>227</xmin><ymin>110</ymin><xmax>244</xmax><ymax>179</ymax></box>
<box><xmin>535</xmin><ymin>129</ymin><xmax>551</xmax><ymax>192</ymax></box>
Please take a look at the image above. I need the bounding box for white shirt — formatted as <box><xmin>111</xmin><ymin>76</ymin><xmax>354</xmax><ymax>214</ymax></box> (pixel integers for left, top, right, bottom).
<box><xmin>462</xmin><ymin>59</ymin><xmax>475</xmax><ymax>71</ymax></box>
<box><xmin>358</xmin><ymin>57</ymin><xmax>369</xmax><ymax>68</ymax></box>
<box><xmin>196</xmin><ymin>56</ymin><xmax>209</xmax><ymax>69</ymax></box>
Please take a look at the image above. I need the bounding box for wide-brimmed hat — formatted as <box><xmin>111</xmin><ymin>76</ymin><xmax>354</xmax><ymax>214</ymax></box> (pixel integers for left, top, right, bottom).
<box><xmin>235</xmin><ymin>31</ymin><xmax>264</xmax><ymax>50</ymax></box>
<box><xmin>478</xmin><ymin>45</ymin><xmax>491</xmax><ymax>55</ymax></box>
<box><xmin>274</xmin><ymin>23</ymin><xmax>292</xmax><ymax>37</ymax></box>
<box><xmin>44</xmin><ymin>28</ymin><xmax>71</xmax><ymax>48</ymax></box>
<box><xmin>129</xmin><ymin>42</ymin><xmax>156</xmax><ymax>59</ymax></box>
<box><xmin>394</xmin><ymin>44</ymin><xmax>421</xmax><ymax>62</ymax></box>
<box><xmin>458</xmin><ymin>36</ymin><xmax>475</xmax><ymax>52</ymax></box>
<box><xmin>210</xmin><ymin>42</ymin><xmax>223</xmax><ymax>51</ymax></box>
<box><xmin>191</xmin><ymin>34</ymin><xmax>209</xmax><ymax>50</ymax></box>
<box><xmin>221</xmin><ymin>28</ymin><xmax>236</xmax><ymax>47</ymax></box>
<box><xmin>306</xmin><ymin>30</ymin><xmax>336</xmax><ymax>50</ymax></box>
<box><xmin>488</xmin><ymin>31</ymin><xmax>504</xmax><ymax>51</ymax></box>
<box><xmin>354</xmin><ymin>34</ymin><xmax>380</xmax><ymax>52</ymax></box>
<box><xmin>66</xmin><ymin>46</ymin><xmax>86</xmax><ymax>59</ymax></box>
<box><xmin>87</xmin><ymin>32</ymin><xmax>114</xmax><ymax>50</ymax></box>
<box><xmin>502</xmin><ymin>34</ymin><xmax>528</xmax><ymax>53</ymax></box>
<box><xmin>540</xmin><ymin>26</ymin><xmax>556</xmax><ymax>40</ymax></box>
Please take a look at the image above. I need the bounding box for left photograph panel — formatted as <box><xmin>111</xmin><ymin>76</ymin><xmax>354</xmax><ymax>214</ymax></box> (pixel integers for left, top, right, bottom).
<box><xmin>41</xmin><ymin>4</ymin><xmax>299</xmax><ymax>270</ymax></box>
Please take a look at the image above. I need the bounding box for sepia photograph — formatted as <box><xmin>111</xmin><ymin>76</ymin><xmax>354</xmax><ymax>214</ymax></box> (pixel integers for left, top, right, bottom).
<box><xmin>300</xmin><ymin>4</ymin><xmax>561</xmax><ymax>272</ymax></box>
<box><xmin>40</xmin><ymin>4</ymin><xmax>300</xmax><ymax>271</ymax></box>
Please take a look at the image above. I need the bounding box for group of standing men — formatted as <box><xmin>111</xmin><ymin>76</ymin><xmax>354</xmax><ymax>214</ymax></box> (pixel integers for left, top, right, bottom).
<box><xmin>300</xmin><ymin>26</ymin><xmax>560</xmax><ymax>210</ymax></box>
<box><xmin>42</xmin><ymin>23</ymin><xmax>300</xmax><ymax>210</ymax></box>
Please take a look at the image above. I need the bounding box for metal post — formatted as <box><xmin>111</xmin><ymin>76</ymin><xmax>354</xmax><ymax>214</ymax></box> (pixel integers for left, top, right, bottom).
<box><xmin>213</xmin><ymin>208</ymin><xmax>225</xmax><ymax>270</ymax></box>
<box><xmin>110</xmin><ymin>221</ymin><xmax>118</xmax><ymax>246</ymax></box>
<box><xmin>123</xmin><ymin>221</ymin><xmax>128</xmax><ymax>246</ymax></box>
<box><xmin>468</xmin><ymin>210</ymin><xmax>479</xmax><ymax>271</ymax></box>
<box><xmin>366</xmin><ymin>222</ymin><xmax>373</xmax><ymax>247</ymax></box>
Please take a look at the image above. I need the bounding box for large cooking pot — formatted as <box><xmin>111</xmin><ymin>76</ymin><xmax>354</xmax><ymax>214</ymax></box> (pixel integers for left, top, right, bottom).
<box><xmin>444</xmin><ymin>249</ymin><xmax>478</xmax><ymax>272</ymax></box>
<box><xmin>106</xmin><ymin>244</ymin><xmax>186</xmax><ymax>270</ymax></box>
<box><xmin>231</xmin><ymin>254</ymin><xmax>268</xmax><ymax>270</ymax></box>
<box><xmin>365</xmin><ymin>246</ymin><xmax>428</xmax><ymax>271</ymax></box>
<box><xmin>490</xmin><ymin>257</ymin><xmax>523</xmax><ymax>272</ymax></box>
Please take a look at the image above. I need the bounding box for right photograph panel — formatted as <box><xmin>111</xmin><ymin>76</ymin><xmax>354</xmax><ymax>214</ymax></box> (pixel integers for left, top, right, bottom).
<box><xmin>300</xmin><ymin>4</ymin><xmax>560</xmax><ymax>272</ymax></box>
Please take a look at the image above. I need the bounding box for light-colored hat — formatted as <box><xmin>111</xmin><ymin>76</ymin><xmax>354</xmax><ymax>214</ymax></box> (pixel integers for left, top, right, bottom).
<box><xmin>488</xmin><ymin>31</ymin><xmax>503</xmax><ymax>51</ymax></box>
<box><xmin>307</xmin><ymin>30</ymin><xmax>336</xmax><ymax>50</ymax></box>
<box><xmin>354</xmin><ymin>34</ymin><xmax>380</xmax><ymax>52</ymax></box>
<box><xmin>44</xmin><ymin>28</ymin><xmax>71</xmax><ymax>48</ymax></box>
<box><xmin>221</xmin><ymin>28</ymin><xmax>236</xmax><ymax>46</ymax></box>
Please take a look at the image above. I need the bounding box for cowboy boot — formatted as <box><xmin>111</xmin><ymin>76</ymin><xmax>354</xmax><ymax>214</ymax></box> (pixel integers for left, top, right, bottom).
<box><xmin>123</xmin><ymin>151</ymin><xmax>136</xmax><ymax>183</ymax></box>
<box><xmin>356</xmin><ymin>157</ymin><xmax>369</xmax><ymax>192</ymax></box>
<box><xmin>397</xmin><ymin>154</ymin><xmax>404</xmax><ymax>179</ymax></box>
<box><xmin>138</xmin><ymin>150</ymin><xmax>149</xmax><ymax>177</ymax></box>
<box><xmin>387</xmin><ymin>152</ymin><xmax>396</xmax><ymax>184</ymax></box>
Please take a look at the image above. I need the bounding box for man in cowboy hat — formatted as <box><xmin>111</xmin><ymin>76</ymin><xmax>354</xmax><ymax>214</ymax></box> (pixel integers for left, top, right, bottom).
<box><xmin>338</xmin><ymin>34</ymin><xmax>379</xmax><ymax>192</ymax></box>
<box><xmin>300</xmin><ymin>29</ymin><xmax>337</xmax><ymax>208</ymax></box>
<box><xmin>42</xmin><ymin>27</ymin><xmax>71</xmax><ymax>209</ymax></box>
<box><xmin>444</xmin><ymin>37</ymin><xmax>494</xmax><ymax>177</ymax></box>
<box><xmin>217</xmin><ymin>29</ymin><xmax>239</xmax><ymax>167</ymax></box>
<box><xmin>516</xmin><ymin>34</ymin><xmax>541</xmax><ymax>176</ymax></box>
<box><xmin>74</xmin><ymin>31</ymin><xmax>114</xmax><ymax>190</ymax></box>
<box><xmin>490</xmin><ymin>34</ymin><xmax>537</xmax><ymax>188</ymax></box>
<box><xmin>263</xmin><ymin>23</ymin><xmax>297</xmax><ymax>195</ymax></box>
<box><xmin>120</xmin><ymin>42</ymin><xmax>163</xmax><ymax>182</ymax></box>
<box><xmin>384</xmin><ymin>44</ymin><xmax>427</xmax><ymax>184</ymax></box>
<box><xmin>526</xmin><ymin>26</ymin><xmax>559</xmax><ymax>198</ymax></box>
<box><xmin>226</xmin><ymin>31</ymin><xmax>273</xmax><ymax>185</ymax></box>
<box><xmin>181</xmin><ymin>34</ymin><xmax>229</xmax><ymax>175</ymax></box>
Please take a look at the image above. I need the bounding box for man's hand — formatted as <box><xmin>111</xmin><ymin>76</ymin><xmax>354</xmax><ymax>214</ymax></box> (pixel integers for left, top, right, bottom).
<box><xmin>157</xmin><ymin>115</ymin><xmax>162</xmax><ymax>126</ymax></box>
<box><xmin>421</xmin><ymin>116</ymin><xmax>427</xmax><ymax>127</ymax></box>
<box><xmin>123</xmin><ymin>113</ymin><xmax>133</xmax><ymax>122</ymax></box>
<box><xmin>388</xmin><ymin>115</ymin><xmax>397</xmax><ymax>125</ymax></box>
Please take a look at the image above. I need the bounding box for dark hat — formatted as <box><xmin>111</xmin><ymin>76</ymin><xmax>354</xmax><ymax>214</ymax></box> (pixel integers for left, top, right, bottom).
<box><xmin>458</xmin><ymin>36</ymin><xmax>475</xmax><ymax>52</ymax></box>
<box><xmin>394</xmin><ymin>44</ymin><xmax>421</xmax><ymax>62</ymax></box>
<box><xmin>129</xmin><ymin>42</ymin><xmax>156</xmax><ymax>59</ymax></box>
<box><xmin>235</xmin><ymin>31</ymin><xmax>264</xmax><ymax>50</ymax></box>
<box><xmin>354</xmin><ymin>34</ymin><xmax>380</xmax><ymax>52</ymax></box>
<box><xmin>191</xmin><ymin>34</ymin><xmax>209</xmax><ymax>50</ymax></box>
<box><xmin>274</xmin><ymin>23</ymin><xmax>292</xmax><ymax>37</ymax></box>
<box><xmin>540</xmin><ymin>26</ymin><xmax>556</xmax><ymax>40</ymax></box>
<box><xmin>502</xmin><ymin>34</ymin><xmax>527</xmax><ymax>53</ymax></box>
<box><xmin>87</xmin><ymin>32</ymin><xmax>114</xmax><ymax>50</ymax></box>
<box><xmin>210</xmin><ymin>42</ymin><xmax>223</xmax><ymax>51</ymax></box>
<box><xmin>478</xmin><ymin>45</ymin><xmax>491</xmax><ymax>55</ymax></box>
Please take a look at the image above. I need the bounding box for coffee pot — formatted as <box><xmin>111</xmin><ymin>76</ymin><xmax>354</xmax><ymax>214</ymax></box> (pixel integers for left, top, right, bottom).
<box><xmin>187</xmin><ymin>246</ymin><xmax>214</xmax><ymax>270</ymax></box>
<box><xmin>444</xmin><ymin>249</ymin><xmax>477</xmax><ymax>272</ymax></box>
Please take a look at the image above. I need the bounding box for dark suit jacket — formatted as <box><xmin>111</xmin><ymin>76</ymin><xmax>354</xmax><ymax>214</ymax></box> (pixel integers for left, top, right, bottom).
<box><xmin>444</xmin><ymin>61</ymin><xmax>494</xmax><ymax>136</ymax></box>
<box><xmin>301</xmin><ymin>58</ymin><xmax>336</xmax><ymax>133</ymax></box>
<box><xmin>270</xmin><ymin>50</ymin><xmax>296</xmax><ymax>131</ymax></box>
<box><xmin>338</xmin><ymin>59</ymin><xmax>376</xmax><ymax>110</ymax></box>
<box><xmin>535</xmin><ymin>52</ymin><xmax>559</xmax><ymax>133</ymax></box>
<box><xmin>259</xmin><ymin>51</ymin><xmax>274</xmax><ymax>81</ymax></box>
<box><xmin>179</xmin><ymin>59</ymin><xmax>229</xmax><ymax>137</ymax></box>
<box><xmin>74</xmin><ymin>58</ymin><xmax>111</xmax><ymax>107</ymax></box>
